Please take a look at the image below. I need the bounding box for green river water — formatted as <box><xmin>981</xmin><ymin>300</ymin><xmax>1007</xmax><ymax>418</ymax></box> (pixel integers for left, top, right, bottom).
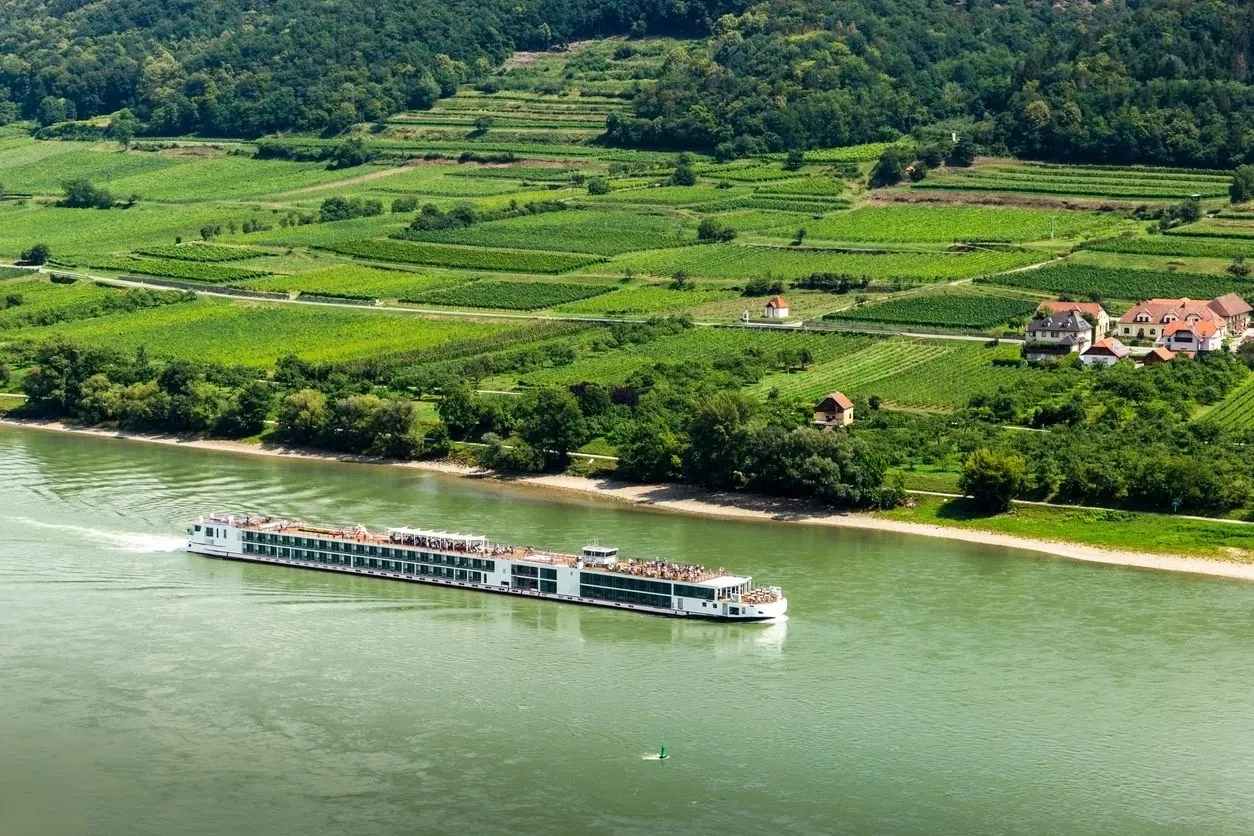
<box><xmin>3</xmin><ymin>424</ymin><xmax>1254</xmax><ymax>835</ymax></box>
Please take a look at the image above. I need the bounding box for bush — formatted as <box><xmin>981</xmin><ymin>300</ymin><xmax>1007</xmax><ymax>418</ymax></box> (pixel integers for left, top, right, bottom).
<box><xmin>20</xmin><ymin>243</ymin><xmax>50</xmax><ymax>265</ymax></box>
<box><xmin>697</xmin><ymin>217</ymin><xmax>737</xmax><ymax>243</ymax></box>
<box><xmin>60</xmin><ymin>179</ymin><xmax>114</xmax><ymax>209</ymax></box>
<box><xmin>586</xmin><ymin>176</ymin><xmax>610</xmax><ymax>195</ymax></box>
<box><xmin>869</xmin><ymin>149</ymin><xmax>907</xmax><ymax>188</ymax></box>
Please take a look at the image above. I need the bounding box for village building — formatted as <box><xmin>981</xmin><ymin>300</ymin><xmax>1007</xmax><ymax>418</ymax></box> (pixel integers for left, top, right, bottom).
<box><xmin>763</xmin><ymin>295</ymin><xmax>789</xmax><ymax>319</ymax></box>
<box><xmin>1080</xmin><ymin>337</ymin><xmax>1131</xmax><ymax>367</ymax></box>
<box><xmin>1207</xmin><ymin>293</ymin><xmax>1253</xmax><ymax>333</ymax></box>
<box><xmin>1142</xmin><ymin>346</ymin><xmax>1177</xmax><ymax>365</ymax></box>
<box><xmin>1036</xmin><ymin>300</ymin><xmax>1110</xmax><ymax>341</ymax></box>
<box><xmin>1116</xmin><ymin>298</ymin><xmax>1235</xmax><ymax>352</ymax></box>
<box><xmin>1023</xmin><ymin>309</ymin><xmax>1093</xmax><ymax>361</ymax></box>
<box><xmin>813</xmin><ymin>392</ymin><xmax>854</xmax><ymax>428</ymax></box>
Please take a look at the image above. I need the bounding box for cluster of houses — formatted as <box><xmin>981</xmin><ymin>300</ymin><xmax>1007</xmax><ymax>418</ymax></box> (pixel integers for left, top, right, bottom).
<box><xmin>1023</xmin><ymin>294</ymin><xmax>1252</xmax><ymax>366</ymax></box>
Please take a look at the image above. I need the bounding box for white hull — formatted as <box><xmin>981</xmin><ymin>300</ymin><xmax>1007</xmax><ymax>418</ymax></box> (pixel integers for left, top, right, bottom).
<box><xmin>186</xmin><ymin>518</ymin><xmax>787</xmax><ymax>622</ymax></box>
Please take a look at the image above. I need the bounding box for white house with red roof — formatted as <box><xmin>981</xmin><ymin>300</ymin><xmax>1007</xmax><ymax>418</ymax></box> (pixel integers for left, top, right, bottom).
<box><xmin>1080</xmin><ymin>337</ymin><xmax>1131</xmax><ymax>367</ymax></box>
<box><xmin>1116</xmin><ymin>297</ymin><xmax>1232</xmax><ymax>352</ymax></box>
<box><xmin>763</xmin><ymin>295</ymin><xmax>790</xmax><ymax>319</ymax></box>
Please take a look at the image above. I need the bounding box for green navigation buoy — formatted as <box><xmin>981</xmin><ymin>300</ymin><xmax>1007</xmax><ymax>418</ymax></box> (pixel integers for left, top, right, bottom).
<box><xmin>658</xmin><ymin>745</ymin><xmax>668</xmax><ymax>760</ymax></box>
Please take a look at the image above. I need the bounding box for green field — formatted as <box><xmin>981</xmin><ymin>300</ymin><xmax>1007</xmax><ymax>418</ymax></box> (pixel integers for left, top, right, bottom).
<box><xmin>801</xmin><ymin>206</ymin><xmax>1118</xmax><ymax>243</ymax></box>
<box><xmin>825</xmin><ymin>291</ymin><xmax>1037</xmax><ymax>330</ymax></box>
<box><xmin>1202</xmin><ymin>377</ymin><xmax>1254</xmax><ymax>430</ymax></box>
<box><xmin>7</xmin><ymin>299</ymin><xmax>515</xmax><ymax>365</ymax></box>
<box><xmin>751</xmin><ymin>339</ymin><xmax>1030</xmax><ymax>408</ymax></box>
<box><xmin>916</xmin><ymin>160</ymin><xmax>1231</xmax><ymax>201</ymax></box>
<box><xmin>136</xmin><ymin>243</ymin><xmax>269</xmax><ymax>262</ymax></box>
<box><xmin>556</xmin><ymin>284</ymin><xmax>733</xmax><ymax>315</ymax></box>
<box><xmin>599</xmin><ymin>245</ymin><xmax>1047</xmax><ymax>283</ymax></box>
<box><xmin>240</xmin><ymin>264</ymin><xmax>460</xmax><ymax>299</ymax></box>
<box><xmin>323</xmin><ymin>239</ymin><xmax>605</xmax><ymax>273</ymax></box>
<box><xmin>399</xmin><ymin>209</ymin><xmax>695</xmax><ymax>255</ymax></box>
<box><xmin>78</xmin><ymin>255</ymin><xmax>271</xmax><ymax>283</ymax></box>
<box><xmin>1083</xmin><ymin>235</ymin><xmax>1254</xmax><ymax>259</ymax></box>
<box><xmin>980</xmin><ymin>262</ymin><xmax>1248</xmax><ymax>300</ymax></box>
<box><xmin>0</xmin><ymin>277</ymin><xmax>118</xmax><ymax>329</ymax></box>
<box><xmin>518</xmin><ymin>328</ymin><xmax>877</xmax><ymax>387</ymax></box>
<box><xmin>402</xmin><ymin>280</ymin><xmax>610</xmax><ymax>310</ymax></box>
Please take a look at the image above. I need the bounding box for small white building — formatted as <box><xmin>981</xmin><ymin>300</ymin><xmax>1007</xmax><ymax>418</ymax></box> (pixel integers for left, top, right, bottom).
<box><xmin>813</xmin><ymin>392</ymin><xmax>854</xmax><ymax>428</ymax></box>
<box><xmin>763</xmin><ymin>295</ymin><xmax>789</xmax><ymax>319</ymax></box>
<box><xmin>1080</xmin><ymin>337</ymin><xmax>1131</xmax><ymax>367</ymax></box>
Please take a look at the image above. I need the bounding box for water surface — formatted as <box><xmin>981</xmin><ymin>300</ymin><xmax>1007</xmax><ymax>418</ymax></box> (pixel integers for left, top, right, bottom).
<box><xmin>2</xmin><ymin>425</ymin><xmax>1253</xmax><ymax>835</ymax></box>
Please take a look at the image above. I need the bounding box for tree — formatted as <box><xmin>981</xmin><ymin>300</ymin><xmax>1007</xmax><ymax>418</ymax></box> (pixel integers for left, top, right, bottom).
<box><xmin>514</xmin><ymin>387</ymin><xmax>587</xmax><ymax>470</ymax></box>
<box><xmin>697</xmin><ymin>217</ymin><xmax>736</xmax><ymax>242</ymax></box>
<box><xmin>1232</xmin><ymin>165</ymin><xmax>1254</xmax><ymax>204</ymax></box>
<box><xmin>869</xmin><ymin>148</ymin><xmax>907</xmax><ymax>188</ymax></box>
<box><xmin>20</xmin><ymin>243</ymin><xmax>50</xmax><ymax>265</ymax></box>
<box><xmin>615</xmin><ymin>416</ymin><xmax>683</xmax><ymax>482</ymax></box>
<box><xmin>783</xmin><ymin>149</ymin><xmax>805</xmax><ymax>171</ymax></box>
<box><xmin>671</xmin><ymin>162</ymin><xmax>697</xmax><ymax>186</ymax></box>
<box><xmin>436</xmin><ymin>380</ymin><xmax>480</xmax><ymax>439</ymax></box>
<box><xmin>472</xmin><ymin>116</ymin><xmax>493</xmax><ymax>134</ymax></box>
<box><xmin>217</xmin><ymin>380</ymin><xmax>273</xmax><ymax>437</ymax></box>
<box><xmin>683</xmin><ymin>391</ymin><xmax>756</xmax><ymax>490</ymax></box>
<box><xmin>959</xmin><ymin>448</ymin><xmax>1027</xmax><ymax>512</ymax></box>
<box><xmin>1228</xmin><ymin>256</ymin><xmax>1251</xmax><ymax>279</ymax></box>
<box><xmin>109</xmin><ymin>109</ymin><xmax>138</xmax><ymax>147</ymax></box>
<box><xmin>60</xmin><ymin>179</ymin><xmax>113</xmax><ymax>209</ymax></box>
<box><xmin>948</xmin><ymin>136</ymin><xmax>977</xmax><ymax>167</ymax></box>
<box><xmin>586</xmin><ymin>176</ymin><xmax>610</xmax><ymax>195</ymax></box>
<box><xmin>278</xmin><ymin>389</ymin><xmax>328</xmax><ymax>444</ymax></box>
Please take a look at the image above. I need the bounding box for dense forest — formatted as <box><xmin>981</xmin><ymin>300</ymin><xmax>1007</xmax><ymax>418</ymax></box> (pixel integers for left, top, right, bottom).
<box><xmin>0</xmin><ymin>0</ymin><xmax>740</xmax><ymax>137</ymax></box>
<box><xmin>1</xmin><ymin>0</ymin><xmax>1252</xmax><ymax>164</ymax></box>
<box><xmin>609</xmin><ymin>0</ymin><xmax>1254</xmax><ymax>167</ymax></box>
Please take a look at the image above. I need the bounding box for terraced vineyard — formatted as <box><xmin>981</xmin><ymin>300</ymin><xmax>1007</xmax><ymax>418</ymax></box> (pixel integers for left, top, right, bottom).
<box><xmin>1083</xmin><ymin>235</ymin><xmax>1254</xmax><ymax>259</ymax></box>
<box><xmin>136</xmin><ymin>243</ymin><xmax>268</xmax><ymax>262</ymax></box>
<box><xmin>403</xmin><ymin>281</ymin><xmax>610</xmax><ymax>310</ymax></box>
<box><xmin>240</xmin><ymin>265</ymin><xmax>459</xmax><ymax>299</ymax></box>
<box><xmin>0</xmin><ymin>276</ymin><xmax>118</xmax><ymax>329</ymax></box>
<box><xmin>1203</xmin><ymin>377</ymin><xmax>1254</xmax><ymax>430</ymax></box>
<box><xmin>324</xmin><ymin>239</ymin><xmax>605</xmax><ymax>273</ymax></box>
<box><xmin>916</xmin><ymin>161</ymin><xmax>1231</xmax><ymax>200</ymax></box>
<box><xmin>79</xmin><ymin>256</ymin><xmax>271</xmax><ymax>283</ymax></box>
<box><xmin>7</xmin><ymin>299</ymin><xmax>515</xmax><ymax>365</ymax></box>
<box><xmin>556</xmin><ymin>285</ymin><xmax>733</xmax><ymax>315</ymax></box>
<box><xmin>601</xmin><ymin>245</ymin><xmax>1047</xmax><ymax>283</ymax></box>
<box><xmin>751</xmin><ymin>340</ymin><xmax>1031</xmax><ymax>408</ymax></box>
<box><xmin>980</xmin><ymin>262</ymin><xmax>1248</xmax><ymax>300</ymax></box>
<box><xmin>1167</xmin><ymin>221</ymin><xmax>1254</xmax><ymax>240</ymax></box>
<box><xmin>591</xmin><ymin>185</ymin><xmax>749</xmax><ymax>207</ymax></box>
<box><xmin>802</xmin><ymin>206</ymin><xmax>1118</xmax><ymax>243</ymax></box>
<box><xmin>520</xmin><ymin>329</ymin><xmax>876</xmax><ymax>387</ymax></box>
<box><xmin>825</xmin><ymin>292</ymin><xmax>1037</xmax><ymax>330</ymax></box>
<box><xmin>400</xmin><ymin>209</ymin><xmax>694</xmax><ymax>255</ymax></box>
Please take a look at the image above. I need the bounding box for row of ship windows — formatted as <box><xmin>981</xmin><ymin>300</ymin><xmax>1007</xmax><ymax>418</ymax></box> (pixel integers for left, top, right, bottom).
<box><xmin>242</xmin><ymin>544</ymin><xmax>485</xmax><ymax>582</ymax></box>
<box><xmin>579</xmin><ymin>585</ymin><xmax>673</xmax><ymax>609</ymax></box>
<box><xmin>511</xmin><ymin>565</ymin><xmax>558</xmax><ymax>580</ymax></box>
<box><xmin>578</xmin><ymin>572</ymin><xmax>673</xmax><ymax>596</ymax></box>
<box><xmin>240</xmin><ymin>534</ymin><xmax>494</xmax><ymax>570</ymax></box>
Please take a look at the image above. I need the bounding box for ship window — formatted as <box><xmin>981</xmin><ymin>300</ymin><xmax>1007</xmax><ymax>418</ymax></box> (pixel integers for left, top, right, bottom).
<box><xmin>194</xmin><ymin>525</ymin><xmax>201</xmax><ymax>532</ymax></box>
<box><xmin>540</xmin><ymin>581</ymin><xmax>557</xmax><ymax>594</ymax></box>
<box><xmin>540</xmin><ymin>568</ymin><xmax>557</xmax><ymax>581</ymax></box>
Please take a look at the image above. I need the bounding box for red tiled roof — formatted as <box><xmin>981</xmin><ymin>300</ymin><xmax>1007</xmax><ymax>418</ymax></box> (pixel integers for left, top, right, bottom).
<box><xmin>1118</xmin><ymin>298</ymin><xmax>1224</xmax><ymax>326</ymax></box>
<box><xmin>1164</xmin><ymin>319</ymin><xmax>1221</xmax><ymax>338</ymax></box>
<box><xmin>1208</xmin><ymin>293</ymin><xmax>1253</xmax><ymax>319</ymax></box>
<box><xmin>817</xmin><ymin>391</ymin><xmax>853</xmax><ymax>410</ymax></box>
<box><xmin>1037</xmin><ymin>300</ymin><xmax>1106</xmax><ymax>317</ymax></box>
<box><xmin>1143</xmin><ymin>347</ymin><xmax>1177</xmax><ymax>364</ymax></box>
<box><xmin>1083</xmin><ymin>337</ymin><xmax>1130</xmax><ymax>357</ymax></box>
<box><xmin>765</xmin><ymin>296</ymin><xmax>788</xmax><ymax>308</ymax></box>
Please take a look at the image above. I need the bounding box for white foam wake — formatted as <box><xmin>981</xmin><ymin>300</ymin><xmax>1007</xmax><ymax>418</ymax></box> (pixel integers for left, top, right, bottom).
<box><xmin>10</xmin><ymin>517</ymin><xmax>187</xmax><ymax>553</ymax></box>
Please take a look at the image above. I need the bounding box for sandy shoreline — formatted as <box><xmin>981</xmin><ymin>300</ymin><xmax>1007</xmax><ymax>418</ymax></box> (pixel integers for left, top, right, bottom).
<box><xmin>5</xmin><ymin>416</ymin><xmax>1254</xmax><ymax>582</ymax></box>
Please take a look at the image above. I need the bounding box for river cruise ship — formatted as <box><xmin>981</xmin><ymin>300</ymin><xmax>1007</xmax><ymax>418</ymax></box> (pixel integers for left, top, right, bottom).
<box><xmin>187</xmin><ymin>514</ymin><xmax>787</xmax><ymax>621</ymax></box>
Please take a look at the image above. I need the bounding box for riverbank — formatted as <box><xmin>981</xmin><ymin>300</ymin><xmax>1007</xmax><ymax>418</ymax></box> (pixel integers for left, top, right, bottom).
<box><xmin>6</xmin><ymin>416</ymin><xmax>1254</xmax><ymax>582</ymax></box>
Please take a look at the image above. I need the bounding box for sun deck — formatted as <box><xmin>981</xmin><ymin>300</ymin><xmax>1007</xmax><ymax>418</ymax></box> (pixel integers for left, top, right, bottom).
<box><xmin>206</xmin><ymin>514</ymin><xmax>730</xmax><ymax>584</ymax></box>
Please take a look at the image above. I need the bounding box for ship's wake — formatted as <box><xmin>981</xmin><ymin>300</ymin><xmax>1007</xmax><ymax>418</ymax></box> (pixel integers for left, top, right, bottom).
<box><xmin>11</xmin><ymin>517</ymin><xmax>186</xmax><ymax>553</ymax></box>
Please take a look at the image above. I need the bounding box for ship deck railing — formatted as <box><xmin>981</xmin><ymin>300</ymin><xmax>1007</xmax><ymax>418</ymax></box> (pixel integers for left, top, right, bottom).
<box><xmin>210</xmin><ymin>516</ymin><xmax>734</xmax><ymax>585</ymax></box>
